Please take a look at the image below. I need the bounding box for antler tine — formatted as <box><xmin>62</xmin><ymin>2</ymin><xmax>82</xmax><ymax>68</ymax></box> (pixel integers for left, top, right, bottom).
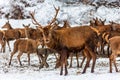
<box><xmin>53</xmin><ymin>5</ymin><xmax>60</xmax><ymax>12</ymax></box>
<box><xmin>29</xmin><ymin>11</ymin><xmax>42</xmax><ymax>28</ymax></box>
<box><xmin>48</xmin><ymin>5</ymin><xmax>60</xmax><ymax>25</ymax></box>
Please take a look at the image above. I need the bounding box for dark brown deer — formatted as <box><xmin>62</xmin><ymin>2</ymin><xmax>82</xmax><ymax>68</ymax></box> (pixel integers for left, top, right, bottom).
<box><xmin>37</xmin><ymin>48</ymin><xmax>57</xmax><ymax>69</ymax></box>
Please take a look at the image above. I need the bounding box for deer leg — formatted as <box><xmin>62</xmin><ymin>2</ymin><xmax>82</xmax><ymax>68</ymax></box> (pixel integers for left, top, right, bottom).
<box><xmin>65</xmin><ymin>58</ymin><xmax>68</xmax><ymax>76</ymax></box>
<box><xmin>86</xmin><ymin>46</ymin><xmax>97</xmax><ymax>73</ymax></box>
<box><xmin>113</xmin><ymin>55</ymin><xmax>118</xmax><ymax>72</ymax></box>
<box><xmin>69</xmin><ymin>53</ymin><xmax>73</xmax><ymax>68</ymax></box>
<box><xmin>9</xmin><ymin>51</ymin><xmax>17</xmax><ymax>65</ymax></box>
<box><xmin>76</xmin><ymin>53</ymin><xmax>79</xmax><ymax>68</ymax></box>
<box><xmin>55</xmin><ymin>54</ymin><xmax>61</xmax><ymax>69</ymax></box>
<box><xmin>7</xmin><ymin>40</ymin><xmax>11</xmax><ymax>52</ymax></box>
<box><xmin>82</xmin><ymin>50</ymin><xmax>91</xmax><ymax>74</ymax></box>
<box><xmin>109</xmin><ymin>54</ymin><xmax>113</xmax><ymax>73</ymax></box>
<box><xmin>80</xmin><ymin>56</ymin><xmax>85</xmax><ymax>68</ymax></box>
<box><xmin>1</xmin><ymin>40</ymin><xmax>6</xmax><ymax>53</ymax></box>
<box><xmin>44</xmin><ymin>54</ymin><xmax>49</xmax><ymax>68</ymax></box>
<box><xmin>89</xmin><ymin>51</ymin><xmax>97</xmax><ymax>73</ymax></box>
<box><xmin>107</xmin><ymin>44</ymin><xmax>110</xmax><ymax>57</ymax></box>
<box><xmin>101</xmin><ymin>42</ymin><xmax>105</xmax><ymax>54</ymax></box>
<box><xmin>28</xmin><ymin>53</ymin><xmax>30</xmax><ymax>65</ymax></box>
<box><xmin>2</xmin><ymin>41</ymin><xmax>6</xmax><ymax>53</ymax></box>
<box><xmin>60</xmin><ymin>53</ymin><xmax>63</xmax><ymax>75</ymax></box>
<box><xmin>17</xmin><ymin>52</ymin><xmax>23</xmax><ymax>66</ymax></box>
<box><xmin>37</xmin><ymin>55</ymin><xmax>41</xmax><ymax>64</ymax></box>
<box><xmin>38</xmin><ymin>54</ymin><xmax>44</xmax><ymax>69</ymax></box>
<box><xmin>60</xmin><ymin>63</ymin><xmax>63</xmax><ymax>75</ymax></box>
<box><xmin>80</xmin><ymin>50</ymin><xmax>86</xmax><ymax>68</ymax></box>
<box><xmin>60</xmin><ymin>50</ymin><xmax>68</xmax><ymax>76</ymax></box>
<box><xmin>113</xmin><ymin>59</ymin><xmax>118</xmax><ymax>72</ymax></box>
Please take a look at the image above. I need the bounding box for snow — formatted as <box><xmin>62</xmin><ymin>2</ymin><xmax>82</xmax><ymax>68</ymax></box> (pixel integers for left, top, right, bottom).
<box><xmin>0</xmin><ymin>0</ymin><xmax>120</xmax><ymax>80</ymax></box>
<box><xmin>0</xmin><ymin>0</ymin><xmax>10</xmax><ymax>6</ymax></box>
<box><xmin>1</xmin><ymin>44</ymin><xmax>120</xmax><ymax>80</ymax></box>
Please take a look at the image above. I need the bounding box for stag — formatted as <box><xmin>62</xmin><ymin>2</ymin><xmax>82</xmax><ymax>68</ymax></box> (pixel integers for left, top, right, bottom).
<box><xmin>30</xmin><ymin>5</ymin><xmax>100</xmax><ymax>76</ymax></box>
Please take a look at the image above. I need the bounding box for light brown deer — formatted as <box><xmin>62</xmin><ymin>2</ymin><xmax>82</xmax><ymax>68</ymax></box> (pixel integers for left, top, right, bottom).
<box><xmin>8</xmin><ymin>38</ymin><xmax>42</xmax><ymax>66</ymax></box>
<box><xmin>109</xmin><ymin>36</ymin><xmax>120</xmax><ymax>73</ymax></box>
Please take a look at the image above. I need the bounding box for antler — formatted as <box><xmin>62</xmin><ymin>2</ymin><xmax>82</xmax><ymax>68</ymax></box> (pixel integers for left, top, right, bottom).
<box><xmin>48</xmin><ymin>5</ymin><xmax>60</xmax><ymax>26</ymax></box>
<box><xmin>29</xmin><ymin>11</ymin><xmax>42</xmax><ymax>27</ymax></box>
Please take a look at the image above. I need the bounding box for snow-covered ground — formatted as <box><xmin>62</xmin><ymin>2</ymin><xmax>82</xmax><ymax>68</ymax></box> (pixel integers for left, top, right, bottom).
<box><xmin>0</xmin><ymin>19</ymin><xmax>120</xmax><ymax>80</ymax></box>
<box><xmin>0</xmin><ymin>0</ymin><xmax>120</xmax><ymax>80</ymax></box>
<box><xmin>1</xmin><ymin>40</ymin><xmax>120</xmax><ymax>80</ymax></box>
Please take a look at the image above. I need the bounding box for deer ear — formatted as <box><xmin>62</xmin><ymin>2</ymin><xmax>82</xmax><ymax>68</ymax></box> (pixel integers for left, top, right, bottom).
<box><xmin>23</xmin><ymin>24</ymin><xmax>25</xmax><ymax>27</ymax></box>
<box><xmin>103</xmin><ymin>19</ymin><xmax>106</xmax><ymax>23</ymax></box>
<box><xmin>7</xmin><ymin>20</ymin><xmax>9</xmax><ymax>23</ymax></box>
<box><xmin>28</xmin><ymin>24</ymin><xmax>30</xmax><ymax>27</ymax></box>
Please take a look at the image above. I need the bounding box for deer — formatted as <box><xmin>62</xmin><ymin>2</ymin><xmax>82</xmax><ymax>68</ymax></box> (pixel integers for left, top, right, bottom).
<box><xmin>108</xmin><ymin>36</ymin><xmax>120</xmax><ymax>73</ymax></box>
<box><xmin>8</xmin><ymin>38</ymin><xmax>42</xmax><ymax>66</ymax></box>
<box><xmin>30</xmin><ymin>6</ymin><xmax>100</xmax><ymax>76</ymax></box>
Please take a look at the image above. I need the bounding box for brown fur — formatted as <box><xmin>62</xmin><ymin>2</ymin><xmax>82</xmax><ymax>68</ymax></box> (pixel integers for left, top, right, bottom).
<box><xmin>3</xmin><ymin>29</ymin><xmax>21</xmax><ymax>51</ymax></box>
<box><xmin>9</xmin><ymin>39</ymin><xmax>41</xmax><ymax>66</ymax></box>
<box><xmin>23</xmin><ymin>24</ymin><xmax>43</xmax><ymax>40</ymax></box>
<box><xmin>0</xmin><ymin>30</ymin><xmax>5</xmax><ymax>52</ymax></box>
<box><xmin>1</xmin><ymin>21</ymin><xmax>22</xmax><ymax>52</ymax></box>
<box><xmin>109</xmin><ymin>36</ymin><xmax>120</xmax><ymax>73</ymax></box>
<box><xmin>92</xmin><ymin>25</ymin><xmax>113</xmax><ymax>55</ymax></box>
<box><xmin>41</xmin><ymin>26</ymin><xmax>98</xmax><ymax>75</ymax></box>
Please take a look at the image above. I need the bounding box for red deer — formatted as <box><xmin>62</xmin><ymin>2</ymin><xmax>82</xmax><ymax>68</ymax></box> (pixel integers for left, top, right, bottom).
<box><xmin>90</xmin><ymin>18</ymin><xmax>107</xmax><ymax>55</ymax></box>
<box><xmin>69</xmin><ymin>18</ymin><xmax>105</xmax><ymax>68</ymax></box>
<box><xmin>100</xmin><ymin>25</ymin><xmax>120</xmax><ymax>57</ymax></box>
<box><xmin>108</xmin><ymin>36</ymin><xmax>120</xmax><ymax>73</ymax></box>
<box><xmin>95</xmin><ymin>21</ymin><xmax>120</xmax><ymax>56</ymax></box>
<box><xmin>1</xmin><ymin>21</ymin><xmax>13</xmax><ymax>29</ymax></box>
<box><xmin>2</xmin><ymin>21</ymin><xmax>29</xmax><ymax>39</ymax></box>
<box><xmin>92</xmin><ymin>23</ymin><xmax>113</xmax><ymax>56</ymax></box>
<box><xmin>41</xmin><ymin>26</ymin><xmax>99</xmax><ymax>75</ymax></box>
<box><xmin>1</xmin><ymin>21</ymin><xmax>43</xmax><ymax>53</ymax></box>
<box><xmin>1</xmin><ymin>21</ymin><xmax>21</xmax><ymax>52</ymax></box>
<box><xmin>8</xmin><ymin>39</ymin><xmax>42</xmax><ymax>66</ymax></box>
<box><xmin>30</xmin><ymin>6</ymin><xmax>100</xmax><ymax>75</ymax></box>
<box><xmin>3</xmin><ymin>29</ymin><xmax>21</xmax><ymax>52</ymax></box>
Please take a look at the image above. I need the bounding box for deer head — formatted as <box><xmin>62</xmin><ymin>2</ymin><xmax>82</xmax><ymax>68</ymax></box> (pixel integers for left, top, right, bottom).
<box><xmin>29</xmin><ymin>5</ymin><xmax>60</xmax><ymax>45</ymax></box>
<box><xmin>23</xmin><ymin>24</ymin><xmax>31</xmax><ymax>39</ymax></box>
<box><xmin>2</xmin><ymin>21</ymin><xmax>13</xmax><ymax>29</ymax></box>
